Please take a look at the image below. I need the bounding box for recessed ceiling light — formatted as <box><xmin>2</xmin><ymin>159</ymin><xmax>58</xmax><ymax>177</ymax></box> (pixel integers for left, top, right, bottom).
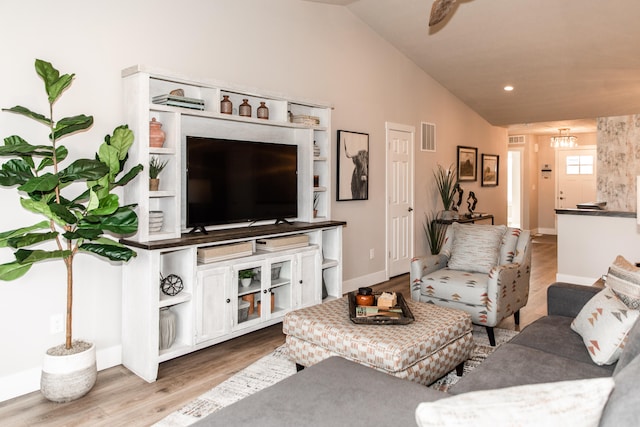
<box><xmin>504</xmin><ymin>85</ymin><xmax>514</xmax><ymax>92</ymax></box>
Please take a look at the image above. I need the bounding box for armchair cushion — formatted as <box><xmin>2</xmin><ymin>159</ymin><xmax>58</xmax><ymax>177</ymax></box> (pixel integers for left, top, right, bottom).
<box><xmin>447</xmin><ymin>223</ymin><xmax>506</xmax><ymax>274</ymax></box>
<box><xmin>420</xmin><ymin>269</ymin><xmax>488</xmax><ymax>305</ymax></box>
<box><xmin>571</xmin><ymin>287</ymin><xmax>640</xmax><ymax>365</ymax></box>
<box><xmin>499</xmin><ymin>227</ymin><xmax>521</xmax><ymax>265</ymax></box>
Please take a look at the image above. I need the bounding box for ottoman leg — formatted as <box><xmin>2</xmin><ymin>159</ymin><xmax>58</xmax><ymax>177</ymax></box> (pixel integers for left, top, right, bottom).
<box><xmin>296</xmin><ymin>363</ymin><xmax>305</xmax><ymax>372</ymax></box>
<box><xmin>455</xmin><ymin>361</ymin><xmax>465</xmax><ymax>377</ymax></box>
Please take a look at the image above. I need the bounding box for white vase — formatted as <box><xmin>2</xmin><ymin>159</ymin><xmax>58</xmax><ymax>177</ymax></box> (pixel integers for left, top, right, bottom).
<box><xmin>240</xmin><ymin>278</ymin><xmax>252</xmax><ymax>287</ymax></box>
<box><xmin>40</xmin><ymin>341</ymin><xmax>97</xmax><ymax>403</ymax></box>
<box><xmin>159</xmin><ymin>307</ymin><xmax>177</xmax><ymax>350</ymax></box>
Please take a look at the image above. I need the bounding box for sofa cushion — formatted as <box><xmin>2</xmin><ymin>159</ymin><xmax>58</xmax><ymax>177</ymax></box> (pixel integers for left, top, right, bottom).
<box><xmin>571</xmin><ymin>287</ymin><xmax>640</xmax><ymax>365</ymax></box>
<box><xmin>607</xmin><ymin>255</ymin><xmax>640</xmax><ymax>309</ymax></box>
<box><xmin>498</xmin><ymin>227</ymin><xmax>521</xmax><ymax>265</ymax></box>
<box><xmin>420</xmin><ymin>268</ymin><xmax>489</xmax><ymax>305</ymax></box>
<box><xmin>600</xmin><ymin>354</ymin><xmax>640</xmax><ymax>427</ymax></box>
<box><xmin>447</xmin><ymin>223</ymin><xmax>506</xmax><ymax>273</ymax></box>
<box><xmin>193</xmin><ymin>356</ymin><xmax>447</xmax><ymax>427</ymax></box>
<box><xmin>416</xmin><ymin>377</ymin><xmax>613</xmax><ymax>427</ymax></box>
<box><xmin>449</xmin><ymin>343</ymin><xmax>614</xmax><ymax>395</ymax></box>
<box><xmin>509</xmin><ymin>315</ymin><xmax>607</xmax><ymax>367</ymax></box>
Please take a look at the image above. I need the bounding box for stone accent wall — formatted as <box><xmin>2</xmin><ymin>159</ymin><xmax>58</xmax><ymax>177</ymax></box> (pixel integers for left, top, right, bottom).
<box><xmin>597</xmin><ymin>115</ymin><xmax>640</xmax><ymax>211</ymax></box>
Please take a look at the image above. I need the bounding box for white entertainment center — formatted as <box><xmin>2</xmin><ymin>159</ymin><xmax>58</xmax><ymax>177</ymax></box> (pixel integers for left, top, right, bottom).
<box><xmin>119</xmin><ymin>65</ymin><xmax>345</xmax><ymax>382</ymax></box>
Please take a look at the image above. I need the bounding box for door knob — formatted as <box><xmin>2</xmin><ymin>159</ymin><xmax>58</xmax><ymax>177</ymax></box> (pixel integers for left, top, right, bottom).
<box><xmin>226</xmin><ymin>298</ymin><xmax>230</xmax><ymax>303</ymax></box>
<box><xmin>408</xmin><ymin>207</ymin><xmax>414</xmax><ymax>212</ymax></box>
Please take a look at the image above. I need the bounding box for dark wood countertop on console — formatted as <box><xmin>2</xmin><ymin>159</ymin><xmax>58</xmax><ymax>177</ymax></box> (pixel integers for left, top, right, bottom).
<box><xmin>120</xmin><ymin>220</ymin><xmax>347</xmax><ymax>250</ymax></box>
<box><xmin>555</xmin><ymin>208</ymin><xmax>636</xmax><ymax>218</ymax></box>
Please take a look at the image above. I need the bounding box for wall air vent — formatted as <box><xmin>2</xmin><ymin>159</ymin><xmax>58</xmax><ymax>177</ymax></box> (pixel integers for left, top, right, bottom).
<box><xmin>509</xmin><ymin>135</ymin><xmax>526</xmax><ymax>144</ymax></box>
<box><xmin>421</xmin><ymin>122</ymin><xmax>436</xmax><ymax>152</ymax></box>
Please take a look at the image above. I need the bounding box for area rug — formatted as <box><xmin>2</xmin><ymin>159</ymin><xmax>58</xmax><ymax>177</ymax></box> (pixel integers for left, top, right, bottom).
<box><xmin>154</xmin><ymin>326</ymin><xmax>518</xmax><ymax>426</ymax></box>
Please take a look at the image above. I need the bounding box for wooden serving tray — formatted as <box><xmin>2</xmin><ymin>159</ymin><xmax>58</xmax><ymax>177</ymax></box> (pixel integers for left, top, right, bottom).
<box><xmin>348</xmin><ymin>291</ymin><xmax>415</xmax><ymax>325</ymax></box>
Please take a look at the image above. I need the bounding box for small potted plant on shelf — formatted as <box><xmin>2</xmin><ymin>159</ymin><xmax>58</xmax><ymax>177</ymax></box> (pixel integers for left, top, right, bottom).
<box><xmin>149</xmin><ymin>156</ymin><xmax>168</xmax><ymax>191</ymax></box>
<box><xmin>239</xmin><ymin>269</ymin><xmax>255</xmax><ymax>287</ymax></box>
<box><xmin>0</xmin><ymin>59</ymin><xmax>142</xmax><ymax>402</ymax></box>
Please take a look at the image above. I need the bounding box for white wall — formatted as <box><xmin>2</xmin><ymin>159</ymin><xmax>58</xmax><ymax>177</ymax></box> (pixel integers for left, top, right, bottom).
<box><xmin>0</xmin><ymin>0</ymin><xmax>505</xmax><ymax>400</ymax></box>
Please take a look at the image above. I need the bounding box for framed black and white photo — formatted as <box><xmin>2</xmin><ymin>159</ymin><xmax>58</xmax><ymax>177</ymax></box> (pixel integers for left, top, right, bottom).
<box><xmin>481</xmin><ymin>154</ymin><xmax>499</xmax><ymax>186</ymax></box>
<box><xmin>457</xmin><ymin>146</ymin><xmax>477</xmax><ymax>182</ymax></box>
<box><xmin>337</xmin><ymin>130</ymin><xmax>369</xmax><ymax>201</ymax></box>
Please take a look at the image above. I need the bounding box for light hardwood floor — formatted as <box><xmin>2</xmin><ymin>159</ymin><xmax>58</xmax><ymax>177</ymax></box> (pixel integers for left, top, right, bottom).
<box><xmin>0</xmin><ymin>235</ymin><xmax>557</xmax><ymax>426</ymax></box>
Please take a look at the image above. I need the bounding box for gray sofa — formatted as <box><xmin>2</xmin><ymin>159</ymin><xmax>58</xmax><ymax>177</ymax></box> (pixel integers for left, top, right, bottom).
<box><xmin>195</xmin><ymin>282</ymin><xmax>640</xmax><ymax>426</ymax></box>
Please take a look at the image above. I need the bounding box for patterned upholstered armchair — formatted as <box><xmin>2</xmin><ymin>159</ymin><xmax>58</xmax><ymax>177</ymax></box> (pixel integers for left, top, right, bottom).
<box><xmin>410</xmin><ymin>223</ymin><xmax>531</xmax><ymax>346</ymax></box>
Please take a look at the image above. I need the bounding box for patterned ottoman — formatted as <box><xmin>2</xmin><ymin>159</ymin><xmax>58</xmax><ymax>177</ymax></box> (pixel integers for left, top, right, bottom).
<box><xmin>283</xmin><ymin>296</ymin><xmax>473</xmax><ymax>386</ymax></box>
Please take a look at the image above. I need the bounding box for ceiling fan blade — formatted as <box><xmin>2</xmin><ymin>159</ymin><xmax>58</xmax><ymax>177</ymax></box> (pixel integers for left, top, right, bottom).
<box><xmin>429</xmin><ymin>0</ymin><xmax>457</xmax><ymax>26</ymax></box>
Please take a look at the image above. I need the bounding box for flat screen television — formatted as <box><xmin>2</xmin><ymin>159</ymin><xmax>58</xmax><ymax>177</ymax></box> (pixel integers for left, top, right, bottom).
<box><xmin>185</xmin><ymin>136</ymin><xmax>298</xmax><ymax>231</ymax></box>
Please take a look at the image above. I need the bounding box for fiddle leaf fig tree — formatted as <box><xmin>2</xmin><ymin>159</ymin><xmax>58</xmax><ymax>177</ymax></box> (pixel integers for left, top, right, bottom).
<box><xmin>0</xmin><ymin>59</ymin><xmax>143</xmax><ymax>350</ymax></box>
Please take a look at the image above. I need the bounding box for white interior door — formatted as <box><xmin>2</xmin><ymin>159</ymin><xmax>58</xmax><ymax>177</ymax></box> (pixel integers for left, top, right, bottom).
<box><xmin>507</xmin><ymin>148</ymin><xmax>523</xmax><ymax>228</ymax></box>
<box><xmin>556</xmin><ymin>147</ymin><xmax>597</xmax><ymax>209</ymax></box>
<box><xmin>386</xmin><ymin>123</ymin><xmax>414</xmax><ymax>278</ymax></box>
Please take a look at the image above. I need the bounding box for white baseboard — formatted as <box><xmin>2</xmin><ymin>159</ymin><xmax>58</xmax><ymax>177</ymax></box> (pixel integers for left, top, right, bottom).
<box><xmin>342</xmin><ymin>270</ymin><xmax>389</xmax><ymax>294</ymax></box>
<box><xmin>555</xmin><ymin>273</ymin><xmax>599</xmax><ymax>286</ymax></box>
<box><xmin>0</xmin><ymin>344</ymin><xmax>122</xmax><ymax>403</ymax></box>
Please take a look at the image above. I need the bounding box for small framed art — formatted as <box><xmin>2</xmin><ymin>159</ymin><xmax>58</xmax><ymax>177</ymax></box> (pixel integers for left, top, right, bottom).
<box><xmin>457</xmin><ymin>146</ymin><xmax>477</xmax><ymax>182</ymax></box>
<box><xmin>481</xmin><ymin>154</ymin><xmax>499</xmax><ymax>186</ymax></box>
<box><xmin>337</xmin><ymin>130</ymin><xmax>369</xmax><ymax>201</ymax></box>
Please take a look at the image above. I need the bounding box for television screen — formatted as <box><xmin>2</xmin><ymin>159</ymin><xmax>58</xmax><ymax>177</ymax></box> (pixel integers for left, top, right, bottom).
<box><xmin>186</xmin><ymin>136</ymin><xmax>298</xmax><ymax>230</ymax></box>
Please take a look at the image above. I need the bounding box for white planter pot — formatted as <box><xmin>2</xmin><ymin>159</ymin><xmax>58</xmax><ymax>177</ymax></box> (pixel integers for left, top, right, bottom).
<box><xmin>40</xmin><ymin>341</ymin><xmax>97</xmax><ymax>403</ymax></box>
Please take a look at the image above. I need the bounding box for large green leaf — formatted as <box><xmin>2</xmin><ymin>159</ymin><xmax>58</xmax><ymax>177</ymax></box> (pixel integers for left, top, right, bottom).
<box><xmin>17</xmin><ymin>173</ymin><xmax>58</xmax><ymax>193</ymax></box>
<box><xmin>0</xmin><ymin>261</ymin><xmax>32</xmax><ymax>281</ymax></box>
<box><xmin>1</xmin><ymin>106</ymin><xmax>51</xmax><ymax>127</ymax></box>
<box><xmin>89</xmin><ymin>193</ymin><xmax>119</xmax><ymax>216</ymax></box>
<box><xmin>80</xmin><ymin>241</ymin><xmax>136</xmax><ymax>262</ymax></box>
<box><xmin>15</xmin><ymin>248</ymin><xmax>71</xmax><ymax>264</ymax></box>
<box><xmin>63</xmin><ymin>228</ymin><xmax>102</xmax><ymax>241</ymax></box>
<box><xmin>107</xmin><ymin>125</ymin><xmax>134</xmax><ymax>161</ymax></box>
<box><xmin>0</xmin><ymin>221</ymin><xmax>50</xmax><ymax>247</ymax></box>
<box><xmin>113</xmin><ymin>164</ymin><xmax>143</xmax><ymax>188</ymax></box>
<box><xmin>0</xmin><ymin>159</ymin><xmax>35</xmax><ymax>186</ymax></box>
<box><xmin>7</xmin><ymin>232</ymin><xmax>58</xmax><ymax>249</ymax></box>
<box><xmin>52</xmin><ymin>115</ymin><xmax>93</xmax><ymax>140</ymax></box>
<box><xmin>98</xmin><ymin>143</ymin><xmax>120</xmax><ymax>178</ymax></box>
<box><xmin>35</xmin><ymin>59</ymin><xmax>74</xmax><ymax>104</ymax></box>
<box><xmin>21</xmin><ymin>198</ymin><xmax>65</xmax><ymax>227</ymax></box>
<box><xmin>59</xmin><ymin>159</ymin><xmax>109</xmax><ymax>182</ymax></box>
<box><xmin>99</xmin><ymin>207</ymin><xmax>138</xmax><ymax>234</ymax></box>
<box><xmin>0</xmin><ymin>135</ymin><xmax>55</xmax><ymax>156</ymax></box>
<box><xmin>48</xmin><ymin>202</ymin><xmax>79</xmax><ymax>225</ymax></box>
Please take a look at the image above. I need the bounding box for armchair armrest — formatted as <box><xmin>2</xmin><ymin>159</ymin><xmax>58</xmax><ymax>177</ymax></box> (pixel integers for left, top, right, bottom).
<box><xmin>547</xmin><ymin>282</ymin><xmax>601</xmax><ymax>318</ymax></box>
<box><xmin>410</xmin><ymin>254</ymin><xmax>448</xmax><ymax>301</ymax></box>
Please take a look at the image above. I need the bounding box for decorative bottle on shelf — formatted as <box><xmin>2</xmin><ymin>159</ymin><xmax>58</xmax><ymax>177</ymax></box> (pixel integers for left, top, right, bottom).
<box><xmin>313</xmin><ymin>141</ymin><xmax>321</xmax><ymax>157</ymax></box>
<box><xmin>159</xmin><ymin>307</ymin><xmax>177</xmax><ymax>350</ymax></box>
<box><xmin>257</xmin><ymin>102</ymin><xmax>269</xmax><ymax>119</ymax></box>
<box><xmin>239</xmin><ymin>99</ymin><xmax>252</xmax><ymax>117</ymax></box>
<box><xmin>220</xmin><ymin>95</ymin><xmax>232</xmax><ymax>114</ymax></box>
<box><xmin>149</xmin><ymin>118</ymin><xmax>166</xmax><ymax>148</ymax></box>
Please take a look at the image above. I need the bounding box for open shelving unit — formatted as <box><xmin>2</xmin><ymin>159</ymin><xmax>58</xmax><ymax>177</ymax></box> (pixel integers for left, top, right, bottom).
<box><xmin>120</xmin><ymin>66</ymin><xmax>344</xmax><ymax>383</ymax></box>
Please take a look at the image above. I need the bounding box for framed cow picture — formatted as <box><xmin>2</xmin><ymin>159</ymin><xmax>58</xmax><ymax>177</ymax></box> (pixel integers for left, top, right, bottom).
<box><xmin>337</xmin><ymin>130</ymin><xmax>369</xmax><ymax>201</ymax></box>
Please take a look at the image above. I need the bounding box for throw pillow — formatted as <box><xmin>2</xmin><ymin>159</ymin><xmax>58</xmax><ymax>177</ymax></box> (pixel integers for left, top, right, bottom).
<box><xmin>498</xmin><ymin>227</ymin><xmax>521</xmax><ymax>265</ymax></box>
<box><xmin>571</xmin><ymin>287</ymin><xmax>640</xmax><ymax>365</ymax></box>
<box><xmin>415</xmin><ymin>377</ymin><xmax>614</xmax><ymax>427</ymax></box>
<box><xmin>606</xmin><ymin>255</ymin><xmax>640</xmax><ymax>309</ymax></box>
<box><xmin>447</xmin><ymin>223</ymin><xmax>506</xmax><ymax>274</ymax></box>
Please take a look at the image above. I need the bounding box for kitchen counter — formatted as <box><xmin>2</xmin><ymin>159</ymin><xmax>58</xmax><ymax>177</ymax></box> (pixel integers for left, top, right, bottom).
<box><xmin>555</xmin><ymin>208</ymin><xmax>636</xmax><ymax>218</ymax></box>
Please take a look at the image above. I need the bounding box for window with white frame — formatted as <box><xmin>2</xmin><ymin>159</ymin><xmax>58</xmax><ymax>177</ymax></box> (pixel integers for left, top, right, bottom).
<box><xmin>566</xmin><ymin>155</ymin><xmax>594</xmax><ymax>175</ymax></box>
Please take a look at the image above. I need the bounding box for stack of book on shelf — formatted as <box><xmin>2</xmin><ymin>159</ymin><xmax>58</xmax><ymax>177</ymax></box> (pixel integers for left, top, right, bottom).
<box><xmin>152</xmin><ymin>94</ymin><xmax>205</xmax><ymax>110</ymax></box>
<box><xmin>256</xmin><ymin>234</ymin><xmax>309</xmax><ymax>252</ymax></box>
<box><xmin>197</xmin><ymin>242</ymin><xmax>253</xmax><ymax>263</ymax></box>
<box><xmin>291</xmin><ymin>114</ymin><xmax>320</xmax><ymax>126</ymax></box>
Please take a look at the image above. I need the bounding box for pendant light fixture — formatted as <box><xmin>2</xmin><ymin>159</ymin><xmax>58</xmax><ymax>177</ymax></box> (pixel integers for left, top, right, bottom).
<box><xmin>550</xmin><ymin>128</ymin><xmax>578</xmax><ymax>148</ymax></box>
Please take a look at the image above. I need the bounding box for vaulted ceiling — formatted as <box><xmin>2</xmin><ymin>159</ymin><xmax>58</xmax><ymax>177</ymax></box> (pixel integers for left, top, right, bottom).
<box><xmin>305</xmin><ymin>0</ymin><xmax>640</xmax><ymax>135</ymax></box>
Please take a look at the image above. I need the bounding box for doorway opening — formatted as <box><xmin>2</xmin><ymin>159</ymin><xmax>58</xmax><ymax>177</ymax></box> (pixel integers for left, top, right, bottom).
<box><xmin>507</xmin><ymin>148</ymin><xmax>523</xmax><ymax>228</ymax></box>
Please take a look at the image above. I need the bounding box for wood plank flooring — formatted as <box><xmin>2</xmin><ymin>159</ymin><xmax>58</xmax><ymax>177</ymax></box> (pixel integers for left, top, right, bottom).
<box><xmin>0</xmin><ymin>235</ymin><xmax>557</xmax><ymax>426</ymax></box>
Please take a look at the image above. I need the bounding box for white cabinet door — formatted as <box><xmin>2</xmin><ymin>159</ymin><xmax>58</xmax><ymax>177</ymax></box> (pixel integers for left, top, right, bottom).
<box><xmin>195</xmin><ymin>267</ymin><xmax>231</xmax><ymax>343</ymax></box>
<box><xmin>298</xmin><ymin>249</ymin><xmax>320</xmax><ymax>308</ymax></box>
<box><xmin>265</xmin><ymin>255</ymin><xmax>295</xmax><ymax>320</ymax></box>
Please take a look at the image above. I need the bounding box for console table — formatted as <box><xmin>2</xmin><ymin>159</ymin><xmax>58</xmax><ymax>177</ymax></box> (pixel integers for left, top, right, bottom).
<box><xmin>436</xmin><ymin>213</ymin><xmax>494</xmax><ymax>225</ymax></box>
